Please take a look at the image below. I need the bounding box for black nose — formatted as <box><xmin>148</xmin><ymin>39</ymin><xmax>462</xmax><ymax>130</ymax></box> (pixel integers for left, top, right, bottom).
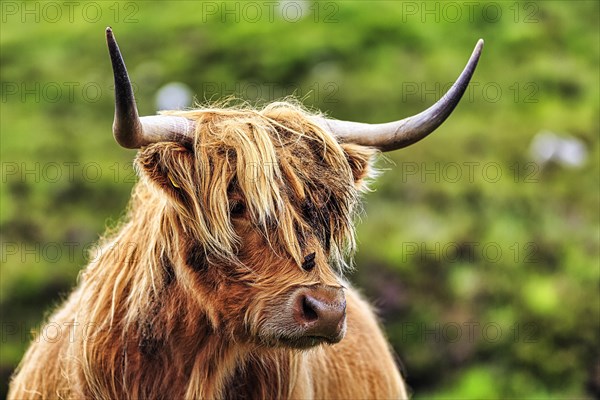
<box><xmin>293</xmin><ymin>286</ymin><xmax>346</xmax><ymax>342</ymax></box>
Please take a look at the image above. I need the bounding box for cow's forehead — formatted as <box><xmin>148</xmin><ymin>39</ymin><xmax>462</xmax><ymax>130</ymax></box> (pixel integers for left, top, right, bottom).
<box><xmin>181</xmin><ymin>105</ymin><xmax>354</xmax><ymax>187</ymax></box>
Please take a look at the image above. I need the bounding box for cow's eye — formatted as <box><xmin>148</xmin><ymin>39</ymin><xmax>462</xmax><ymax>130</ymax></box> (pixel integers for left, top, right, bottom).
<box><xmin>302</xmin><ymin>252</ymin><xmax>316</xmax><ymax>271</ymax></box>
<box><xmin>230</xmin><ymin>200</ymin><xmax>246</xmax><ymax>217</ymax></box>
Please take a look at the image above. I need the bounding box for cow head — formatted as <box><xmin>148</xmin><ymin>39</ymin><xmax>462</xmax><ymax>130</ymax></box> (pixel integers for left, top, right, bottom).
<box><xmin>105</xmin><ymin>28</ymin><xmax>482</xmax><ymax>349</ymax></box>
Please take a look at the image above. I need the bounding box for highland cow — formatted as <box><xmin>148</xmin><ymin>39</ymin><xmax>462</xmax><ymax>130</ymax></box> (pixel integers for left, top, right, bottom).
<box><xmin>8</xmin><ymin>28</ymin><xmax>483</xmax><ymax>399</ymax></box>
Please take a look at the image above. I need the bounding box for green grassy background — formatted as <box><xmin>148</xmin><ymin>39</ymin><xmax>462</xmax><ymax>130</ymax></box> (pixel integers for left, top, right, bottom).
<box><xmin>1</xmin><ymin>1</ymin><xmax>598</xmax><ymax>398</ymax></box>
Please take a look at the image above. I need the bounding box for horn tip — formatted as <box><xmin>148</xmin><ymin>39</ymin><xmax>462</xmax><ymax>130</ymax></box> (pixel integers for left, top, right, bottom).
<box><xmin>476</xmin><ymin>38</ymin><xmax>484</xmax><ymax>52</ymax></box>
<box><xmin>106</xmin><ymin>27</ymin><xmax>115</xmax><ymax>44</ymax></box>
<box><xmin>470</xmin><ymin>39</ymin><xmax>484</xmax><ymax>62</ymax></box>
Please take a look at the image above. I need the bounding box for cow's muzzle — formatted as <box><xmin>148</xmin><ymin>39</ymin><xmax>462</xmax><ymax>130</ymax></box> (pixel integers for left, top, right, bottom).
<box><xmin>284</xmin><ymin>285</ymin><xmax>346</xmax><ymax>348</ymax></box>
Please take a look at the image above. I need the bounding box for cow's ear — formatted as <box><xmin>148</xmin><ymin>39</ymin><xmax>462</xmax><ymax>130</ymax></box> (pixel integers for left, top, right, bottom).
<box><xmin>135</xmin><ymin>143</ymin><xmax>194</xmax><ymax>198</ymax></box>
<box><xmin>340</xmin><ymin>143</ymin><xmax>378</xmax><ymax>190</ymax></box>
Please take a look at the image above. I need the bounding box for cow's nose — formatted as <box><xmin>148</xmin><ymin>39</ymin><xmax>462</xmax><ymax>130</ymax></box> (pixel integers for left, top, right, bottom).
<box><xmin>293</xmin><ymin>286</ymin><xmax>346</xmax><ymax>342</ymax></box>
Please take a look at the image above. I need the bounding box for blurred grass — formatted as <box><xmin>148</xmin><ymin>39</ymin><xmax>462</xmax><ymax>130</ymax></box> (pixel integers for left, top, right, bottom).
<box><xmin>1</xmin><ymin>1</ymin><xmax>599</xmax><ymax>398</ymax></box>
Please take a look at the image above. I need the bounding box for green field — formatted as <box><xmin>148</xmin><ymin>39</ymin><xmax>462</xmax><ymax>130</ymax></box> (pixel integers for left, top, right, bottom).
<box><xmin>1</xmin><ymin>1</ymin><xmax>598</xmax><ymax>398</ymax></box>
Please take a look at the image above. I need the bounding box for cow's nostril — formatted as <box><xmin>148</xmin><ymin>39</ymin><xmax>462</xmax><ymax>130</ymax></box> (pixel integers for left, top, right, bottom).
<box><xmin>302</xmin><ymin>296</ymin><xmax>319</xmax><ymax>322</ymax></box>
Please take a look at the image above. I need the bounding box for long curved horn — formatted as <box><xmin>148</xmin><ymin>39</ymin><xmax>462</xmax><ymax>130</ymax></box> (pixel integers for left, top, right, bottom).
<box><xmin>106</xmin><ymin>27</ymin><xmax>194</xmax><ymax>149</ymax></box>
<box><xmin>317</xmin><ymin>39</ymin><xmax>484</xmax><ymax>152</ymax></box>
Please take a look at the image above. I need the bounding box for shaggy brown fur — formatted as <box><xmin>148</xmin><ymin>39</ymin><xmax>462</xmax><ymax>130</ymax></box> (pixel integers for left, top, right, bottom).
<box><xmin>9</xmin><ymin>101</ymin><xmax>407</xmax><ymax>399</ymax></box>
